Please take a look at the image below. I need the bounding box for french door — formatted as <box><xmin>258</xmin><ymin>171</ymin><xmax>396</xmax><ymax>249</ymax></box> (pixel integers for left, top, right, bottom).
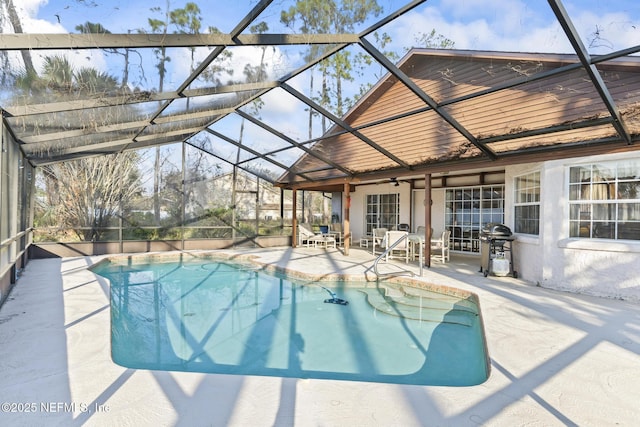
<box><xmin>365</xmin><ymin>193</ymin><xmax>399</xmax><ymax>235</ymax></box>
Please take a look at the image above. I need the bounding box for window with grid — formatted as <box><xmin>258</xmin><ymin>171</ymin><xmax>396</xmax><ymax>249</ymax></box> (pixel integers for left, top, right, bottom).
<box><xmin>514</xmin><ymin>171</ymin><xmax>540</xmax><ymax>235</ymax></box>
<box><xmin>365</xmin><ymin>193</ymin><xmax>399</xmax><ymax>235</ymax></box>
<box><xmin>569</xmin><ymin>160</ymin><xmax>640</xmax><ymax>241</ymax></box>
<box><xmin>445</xmin><ymin>186</ymin><xmax>504</xmax><ymax>253</ymax></box>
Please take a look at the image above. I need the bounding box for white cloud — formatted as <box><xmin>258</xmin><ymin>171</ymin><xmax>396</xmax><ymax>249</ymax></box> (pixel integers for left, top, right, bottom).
<box><xmin>14</xmin><ymin>0</ymin><xmax>61</xmax><ymax>33</ymax></box>
<box><xmin>4</xmin><ymin>0</ymin><xmax>107</xmax><ymax>75</ymax></box>
<box><xmin>386</xmin><ymin>2</ymin><xmax>639</xmax><ymax>55</ymax></box>
<box><xmin>13</xmin><ymin>0</ymin><xmax>46</xmax><ymax>18</ymax></box>
<box><xmin>569</xmin><ymin>10</ymin><xmax>640</xmax><ymax>53</ymax></box>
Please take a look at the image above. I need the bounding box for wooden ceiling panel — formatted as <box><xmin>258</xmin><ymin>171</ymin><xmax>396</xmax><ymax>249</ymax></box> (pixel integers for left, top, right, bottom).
<box><xmin>487</xmin><ymin>124</ymin><xmax>619</xmax><ymax>153</ymax></box>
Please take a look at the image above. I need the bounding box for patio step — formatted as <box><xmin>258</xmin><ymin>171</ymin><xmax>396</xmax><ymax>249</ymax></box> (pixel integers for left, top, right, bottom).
<box><xmin>358</xmin><ymin>287</ymin><xmax>478</xmax><ymax>327</ymax></box>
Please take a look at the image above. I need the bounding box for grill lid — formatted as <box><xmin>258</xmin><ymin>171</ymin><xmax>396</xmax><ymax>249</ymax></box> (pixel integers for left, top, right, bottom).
<box><xmin>480</xmin><ymin>223</ymin><xmax>512</xmax><ymax>237</ymax></box>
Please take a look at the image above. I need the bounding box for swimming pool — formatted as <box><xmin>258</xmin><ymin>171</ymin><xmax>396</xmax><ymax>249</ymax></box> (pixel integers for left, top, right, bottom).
<box><xmin>92</xmin><ymin>255</ymin><xmax>490</xmax><ymax>386</ymax></box>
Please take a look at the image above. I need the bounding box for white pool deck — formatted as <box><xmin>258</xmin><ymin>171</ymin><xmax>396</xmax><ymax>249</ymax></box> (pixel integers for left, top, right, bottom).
<box><xmin>1</xmin><ymin>246</ymin><xmax>639</xmax><ymax>427</ymax></box>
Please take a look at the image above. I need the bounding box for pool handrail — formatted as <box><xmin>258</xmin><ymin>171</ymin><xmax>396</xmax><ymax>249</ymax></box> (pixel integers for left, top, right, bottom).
<box><xmin>364</xmin><ymin>233</ymin><xmax>423</xmax><ymax>278</ymax></box>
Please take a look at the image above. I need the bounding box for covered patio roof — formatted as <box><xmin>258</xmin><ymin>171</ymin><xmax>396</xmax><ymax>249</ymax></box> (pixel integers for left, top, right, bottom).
<box><xmin>1</xmin><ymin>0</ymin><xmax>639</xmax><ymax>189</ymax></box>
<box><xmin>281</xmin><ymin>48</ymin><xmax>640</xmax><ymax>189</ymax></box>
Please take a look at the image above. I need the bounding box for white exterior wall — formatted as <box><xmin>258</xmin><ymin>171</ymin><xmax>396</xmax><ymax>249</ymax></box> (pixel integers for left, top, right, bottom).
<box><xmin>345</xmin><ymin>153</ymin><xmax>640</xmax><ymax>302</ymax></box>
<box><xmin>503</xmin><ymin>162</ymin><xmax>543</xmax><ymax>287</ymax></box>
<box><xmin>505</xmin><ymin>152</ymin><xmax>640</xmax><ymax>302</ymax></box>
<box><xmin>413</xmin><ymin>188</ymin><xmax>445</xmax><ymax>235</ymax></box>
<box><xmin>349</xmin><ymin>182</ymin><xmax>412</xmax><ymax>241</ymax></box>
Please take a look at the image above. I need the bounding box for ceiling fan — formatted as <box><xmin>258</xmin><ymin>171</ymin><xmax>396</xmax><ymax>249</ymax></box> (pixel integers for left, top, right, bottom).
<box><xmin>372</xmin><ymin>177</ymin><xmax>411</xmax><ymax>186</ymax></box>
<box><xmin>389</xmin><ymin>177</ymin><xmax>411</xmax><ymax>187</ymax></box>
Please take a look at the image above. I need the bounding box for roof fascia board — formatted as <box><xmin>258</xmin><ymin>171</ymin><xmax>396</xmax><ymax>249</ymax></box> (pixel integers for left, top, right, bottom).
<box><xmin>497</xmin><ymin>135</ymin><xmax>638</xmax><ymax>158</ymax></box>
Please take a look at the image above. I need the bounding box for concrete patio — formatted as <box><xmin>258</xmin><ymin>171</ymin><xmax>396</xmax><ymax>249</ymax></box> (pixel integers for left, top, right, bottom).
<box><xmin>1</xmin><ymin>247</ymin><xmax>639</xmax><ymax>426</ymax></box>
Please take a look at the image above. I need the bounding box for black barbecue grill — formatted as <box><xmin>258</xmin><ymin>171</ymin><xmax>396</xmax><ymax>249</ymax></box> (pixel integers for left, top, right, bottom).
<box><xmin>479</xmin><ymin>223</ymin><xmax>517</xmax><ymax>278</ymax></box>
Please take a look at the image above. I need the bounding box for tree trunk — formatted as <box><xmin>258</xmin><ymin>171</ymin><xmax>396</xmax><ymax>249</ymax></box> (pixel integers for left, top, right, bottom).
<box><xmin>4</xmin><ymin>0</ymin><xmax>36</xmax><ymax>76</ymax></box>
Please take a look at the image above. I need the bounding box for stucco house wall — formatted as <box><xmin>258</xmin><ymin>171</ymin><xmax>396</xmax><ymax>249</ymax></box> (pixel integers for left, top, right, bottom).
<box><xmin>344</xmin><ymin>152</ymin><xmax>640</xmax><ymax>302</ymax></box>
<box><xmin>411</xmin><ymin>188</ymin><xmax>445</xmax><ymax>235</ymax></box>
<box><xmin>505</xmin><ymin>152</ymin><xmax>640</xmax><ymax>302</ymax></box>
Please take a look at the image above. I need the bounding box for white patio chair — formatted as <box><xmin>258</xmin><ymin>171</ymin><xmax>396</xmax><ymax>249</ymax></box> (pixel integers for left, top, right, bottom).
<box><xmin>298</xmin><ymin>223</ymin><xmax>319</xmax><ymax>247</ymax></box>
<box><xmin>384</xmin><ymin>230</ymin><xmax>410</xmax><ymax>263</ymax></box>
<box><xmin>329</xmin><ymin>223</ymin><xmax>344</xmax><ymax>246</ymax></box>
<box><xmin>298</xmin><ymin>223</ymin><xmax>336</xmax><ymax>248</ymax></box>
<box><xmin>430</xmin><ymin>230</ymin><xmax>451</xmax><ymax>262</ymax></box>
<box><xmin>371</xmin><ymin>227</ymin><xmax>388</xmax><ymax>254</ymax></box>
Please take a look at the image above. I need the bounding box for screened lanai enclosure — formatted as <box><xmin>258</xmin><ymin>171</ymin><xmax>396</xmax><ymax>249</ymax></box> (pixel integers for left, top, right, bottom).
<box><xmin>2</xmin><ymin>0</ymin><xmax>640</xmax><ymax>304</ymax></box>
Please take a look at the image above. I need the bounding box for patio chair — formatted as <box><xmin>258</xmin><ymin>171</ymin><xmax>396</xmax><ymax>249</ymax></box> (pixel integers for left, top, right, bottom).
<box><xmin>396</xmin><ymin>223</ymin><xmax>410</xmax><ymax>232</ymax></box>
<box><xmin>384</xmin><ymin>230</ymin><xmax>410</xmax><ymax>263</ymax></box>
<box><xmin>298</xmin><ymin>223</ymin><xmax>319</xmax><ymax>247</ymax></box>
<box><xmin>371</xmin><ymin>227</ymin><xmax>388</xmax><ymax>254</ymax></box>
<box><xmin>430</xmin><ymin>230</ymin><xmax>451</xmax><ymax>263</ymax></box>
<box><xmin>329</xmin><ymin>223</ymin><xmax>344</xmax><ymax>245</ymax></box>
<box><xmin>298</xmin><ymin>223</ymin><xmax>336</xmax><ymax>249</ymax></box>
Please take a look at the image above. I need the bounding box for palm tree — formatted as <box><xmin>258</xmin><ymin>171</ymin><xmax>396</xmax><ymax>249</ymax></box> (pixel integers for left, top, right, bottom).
<box><xmin>16</xmin><ymin>54</ymin><xmax>142</xmax><ymax>242</ymax></box>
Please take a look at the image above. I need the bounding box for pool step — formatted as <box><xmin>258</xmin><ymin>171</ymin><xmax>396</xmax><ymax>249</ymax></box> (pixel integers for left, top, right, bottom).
<box><xmin>400</xmin><ymin>286</ymin><xmax>478</xmax><ymax>314</ymax></box>
<box><xmin>358</xmin><ymin>287</ymin><xmax>478</xmax><ymax>327</ymax></box>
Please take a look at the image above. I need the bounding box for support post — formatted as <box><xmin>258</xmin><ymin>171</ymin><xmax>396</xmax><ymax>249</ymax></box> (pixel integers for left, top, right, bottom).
<box><xmin>424</xmin><ymin>173</ymin><xmax>432</xmax><ymax>268</ymax></box>
<box><xmin>292</xmin><ymin>189</ymin><xmax>298</xmax><ymax>248</ymax></box>
<box><xmin>343</xmin><ymin>182</ymin><xmax>351</xmax><ymax>256</ymax></box>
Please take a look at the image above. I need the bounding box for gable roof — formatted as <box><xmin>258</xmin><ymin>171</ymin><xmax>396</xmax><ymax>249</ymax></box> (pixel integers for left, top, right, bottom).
<box><xmin>277</xmin><ymin>48</ymin><xmax>640</xmax><ymax>189</ymax></box>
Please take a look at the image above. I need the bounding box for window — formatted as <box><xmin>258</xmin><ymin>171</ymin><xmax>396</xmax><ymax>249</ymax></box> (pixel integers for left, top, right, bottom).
<box><xmin>569</xmin><ymin>160</ymin><xmax>640</xmax><ymax>241</ymax></box>
<box><xmin>514</xmin><ymin>171</ymin><xmax>540</xmax><ymax>235</ymax></box>
<box><xmin>445</xmin><ymin>185</ymin><xmax>504</xmax><ymax>253</ymax></box>
<box><xmin>365</xmin><ymin>193</ymin><xmax>399</xmax><ymax>235</ymax></box>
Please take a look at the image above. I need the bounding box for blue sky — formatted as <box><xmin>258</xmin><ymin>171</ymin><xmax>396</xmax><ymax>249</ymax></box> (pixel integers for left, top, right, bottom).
<box><xmin>10</xmin><ymin>1</ymin><xmax>640</xmax><ymax>114</ymax></box>
<box><xmin>16</xmin><ymin>1</ymin><xmax>640</xmax><ymax>60</ymax></box>
<box><xmin>7</xmin><ymin>0</ymin><xmax>640</xmax><ymax>169</ymax></box>
<box><xmin>15</xmin><ymin>0</ymin><xmax>640</xmax><ymax>49</ymax></box>
<box><xmin>30</xmin><ymin>0</ymin><xmax>254</xmax><ymax>34</ymax></box>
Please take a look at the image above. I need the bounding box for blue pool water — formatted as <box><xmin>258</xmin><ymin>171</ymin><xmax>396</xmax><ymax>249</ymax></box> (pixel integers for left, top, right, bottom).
<box><xmin>92</xmin><ymin>258</ymin><xmax>489</xmax><ymax>386</ymax></box>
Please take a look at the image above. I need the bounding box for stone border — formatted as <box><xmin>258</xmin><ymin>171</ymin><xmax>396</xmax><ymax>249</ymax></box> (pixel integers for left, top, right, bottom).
<box><xmin>90</xmin><ymin>250</ymin><xmax>475</xmax><ymax>300</ymax></box>
<box><xmin>90</xmin><ymin>250</ymin><xmax>492</xmax><ymax>380</ymax></box>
